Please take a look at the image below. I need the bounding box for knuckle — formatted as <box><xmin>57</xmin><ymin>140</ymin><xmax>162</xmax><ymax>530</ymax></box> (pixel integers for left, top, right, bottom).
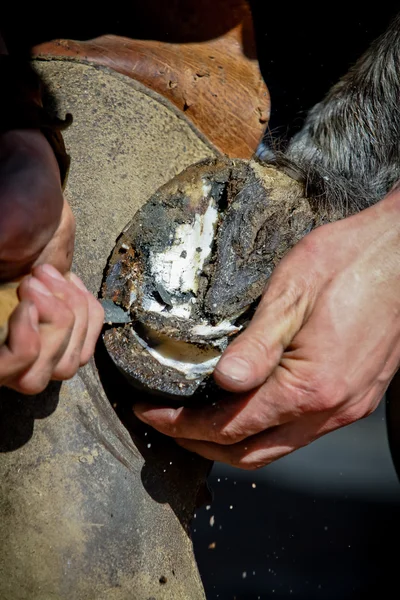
<box><xmin>17</xmin><ymin>338</ymin><xmax>40</xmax><ymax>366</ymax></box>
<box><xmin>54</xmin><ymin>303</ymin><xmax>75</xmax><ymax>330</ymax></box>
<box><xmin>54</xmin><ymin>351</ymin><xmax>81</xmax><ymax>381</ymax></box>
<box><xmin>66</xmin><ymin>293</ymin><xmax>87</xmax><ymax>316</ymax></box>
<box><xmin>53</xmin><ymin>366</ymin><xmax>78</xmax><ymax>381</ymax></box>
<box><xmin>80</xmin><ymin>335</ymin><xmax>98</xmax><ymax>368</ymax></box>
<box><xmin>79</xmin><ymin>349</ymin><xmax>93</xmax><ymax>368</ymax></box>
<box><xmin>334</xmin><ymin>398</ymin><xmax>378</xmax><ymax>429</ymax></box>
<box><xmin>240</xmin><ymin>333</ymin><xmax>278</xmax><ymax>367</ymax></box>
<box><xmin>16</xmin><ymin>373</ymin><xmax>49</xmax><ymax>396</ymax></box>
<box><xmin>314</xmin><ymin>381</ymin><xmax>345</xmax><ymax>412</ymax></box>
<box><xmin>332</xmin><ymin>411</ymin><xmax>355</xmax><ymax>429</ymax></box>
<box><xmin>262</xmin><ymin>278</ymin><xmax>300</xmax><ymax>310</ymax></box>
<box><xmin>331</xmin><ymin>404</ymin><xmax>364</xmax><ymax>429</ymax></box>
<box><xmin>261</xmin><ymin>281</ymin><xmax>309</xmax><ymax>334</ymax></box>
<box><xmin>68</xmin><ymin>281</ymin><xmax>87</xmax><ymax>300</ymax></box>
<box><xmin>236</xmin><ymin>455</ymin><xmax>267</xmax><ymax>471</ymax></box>
<box><xmin>216</xmin><ymin>425</ymin><xmax>243</xmax><ymax>446</ymax></box>
<box><xmin>363</xmin><ymin>402</ymin><xmax>377</xmax><ymax>419</ymax></box>
<box><xmin>251</xmin><ymin>333</ymin><xmax>272</xmax><ymax>357</ymax></box>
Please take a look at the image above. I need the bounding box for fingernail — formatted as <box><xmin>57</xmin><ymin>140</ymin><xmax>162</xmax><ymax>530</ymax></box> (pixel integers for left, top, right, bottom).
<box><xmin>68</xmin><ymin>272</ymin><xmax>88</xmax><ymax>292</ymax></box>
<box><xmin>40</xmin><ymin>264</ymin><xmax>65</xmax><ymax>281</ymax></box>
<box><xmin>28</xmin><ymin>276</ymin><xmax>52</xmax><ymax>296</ymax></box>
<box><xmin>215</xmin><ymin>356</ymin><xmax>251</xmax><ymax>383</ymax></box>
<box><xmin>28</xmin><ymin>303</ymin><xmax>39</xmax><ymax>331</ymax></box>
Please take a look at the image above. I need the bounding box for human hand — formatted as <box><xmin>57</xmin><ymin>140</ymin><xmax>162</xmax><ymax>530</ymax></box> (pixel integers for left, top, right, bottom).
<box><xmin>134</xmin><ymin>189</ymin><xmax>400</xmax><ymax>469</ymax></box>
<box><xmin>0</xmin><ymin>129</ymin><xmax>103</xmax><ymax>393</ymax></box>
<box><xmin>0</xmin><ymin>264</ymin><xmax>104</xmax><ymax>394</ymax></box>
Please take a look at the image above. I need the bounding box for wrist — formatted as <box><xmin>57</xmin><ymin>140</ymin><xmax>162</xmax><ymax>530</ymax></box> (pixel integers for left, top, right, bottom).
<box><xmin>351</xmin><ymin>184</ymin><xmax>400</xmax><ymax>238</ymax></box>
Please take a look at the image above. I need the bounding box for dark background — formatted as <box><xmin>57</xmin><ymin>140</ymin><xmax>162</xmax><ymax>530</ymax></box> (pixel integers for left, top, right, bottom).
<box><xmin>250</xmin><ymin>2</ymin><xmax>399</xmax><ymax>139</ymax></box>
<box><xmin>192</xmin><ymin>399</ymin><xmax>400</xmax><ymax>600</ymax></box>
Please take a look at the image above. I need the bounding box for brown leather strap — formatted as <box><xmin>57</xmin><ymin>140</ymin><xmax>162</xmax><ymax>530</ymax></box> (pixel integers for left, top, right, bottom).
<box><xmin>0</xmin><ymin>55</ymin><xmax>72</xmax><ymax>188</ymax></box>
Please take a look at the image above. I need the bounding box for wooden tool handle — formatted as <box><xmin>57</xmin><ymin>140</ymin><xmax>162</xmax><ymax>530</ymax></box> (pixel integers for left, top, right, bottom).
<box><xmin>0</xmin><ymin>283</ymin><xmax>20</xmax><ymax>345</ymax></box>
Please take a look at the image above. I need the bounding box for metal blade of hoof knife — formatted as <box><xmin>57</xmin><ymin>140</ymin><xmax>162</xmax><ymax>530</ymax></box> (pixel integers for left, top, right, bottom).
<box><xmin>100</xmin><ymin>299</ymin><xmax>131</xmax><ymax>324</ymax></box>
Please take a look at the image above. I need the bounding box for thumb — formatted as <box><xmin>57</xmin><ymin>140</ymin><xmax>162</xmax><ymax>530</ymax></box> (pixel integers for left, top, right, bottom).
<box><xmin>214</xmin><ymin>275</ymin><xmax>312</xmax><ymax>392</ymax></box>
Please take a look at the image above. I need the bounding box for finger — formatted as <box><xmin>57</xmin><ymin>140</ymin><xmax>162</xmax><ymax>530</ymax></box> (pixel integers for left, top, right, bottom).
<box><xmin>67</xmin><ymin>272</ymin><xmax>104</xmax><ymax>365</ymax></box>
<box><xmin>0</xmin><ymin>300</ymin><xmax>40</xmax><ymax>384</ymax></box>
<box><xmin>33</xmin><ymin>264</ymin><xmax>89</xmax><ymax>380</ymax></box>
<box><xmin>214</xmin><ymin>251</ymin><xmax>316</xmax><ymax>393</ymax></box>
<box><xmin>175</xmin><ymin>410</ymin><xmax>333</xmax><ymax>470</ymax></box>
<box><xmin>134</xmin><ymin>368</ymin><xmax>293</xmax><ymax>444</ymax></box>
<box><xmin>13</xmin><ymin>275</ymin><xmax>74</xmax><ymax>393</ymax></box>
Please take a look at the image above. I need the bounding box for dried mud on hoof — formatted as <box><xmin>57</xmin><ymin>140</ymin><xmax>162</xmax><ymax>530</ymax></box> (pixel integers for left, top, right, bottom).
<box><xmin>102</xmin><ymin>157</ymin><xmax>321</xmax><ymax>399</ymax></box>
